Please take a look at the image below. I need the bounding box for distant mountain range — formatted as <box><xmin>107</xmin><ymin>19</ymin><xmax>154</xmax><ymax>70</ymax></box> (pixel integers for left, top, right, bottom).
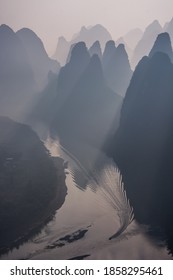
<box><xmin>131</xmin><ymin>17</ymin><xmax>173</xmax><ymax>68</ymax></box>
<box><xmin>31</xmin><ymin>41</ymin><xmax>123</xmax><ymax>149</ymax></box>
<box><xmin>52</xmin><ymin>18</ymin><xmax>173</xmax><ymax>70</ymax></box>
<box><xmin>53</xmin><ymin>24</ymin><xmax>112</xmax><ymax>65</ymax></box>
<box><xmin>131</xmin><ymin>20</ymin><xmax>162</xmax><ymax>67</ymax></box>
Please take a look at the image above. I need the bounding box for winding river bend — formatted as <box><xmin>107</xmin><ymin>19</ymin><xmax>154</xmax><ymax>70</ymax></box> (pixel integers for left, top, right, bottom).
<box><xmin>1</xmin><ymin>140</ymin><xmax>171</xmax><ymax>260</ymax></box>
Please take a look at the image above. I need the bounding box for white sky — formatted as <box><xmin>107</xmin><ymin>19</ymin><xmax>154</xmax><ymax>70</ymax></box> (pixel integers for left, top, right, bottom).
<box><xmin>0</xmin><ymin>0</ymin><xmax>172</xmax><ymax>55</ymax></box>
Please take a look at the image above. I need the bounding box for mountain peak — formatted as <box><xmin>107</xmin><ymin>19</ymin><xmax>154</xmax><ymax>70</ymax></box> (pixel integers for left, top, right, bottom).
<box><xmin>103</xmin><ymin>40</ymin><xmax>116</xmax><ymax>63</ymax></box>
<box><xmin>70</xmin><ymin>41</ymin><xmax>89</xmax><ymax>63</ymax></box>
<box><xmin>0</xmin><ymin>24</ymin><xmax>15</xmax><ymax>36</ymax></box>
<box><xmin>17</xmin><ymin>27</ymin><xmax>60</xmax><ymax>89</ymax></box>
<box><xmin>145</xmin><ymin>20</ymin><xmax>162</xmax><ymax>34</ymax></box>
<box><xmin>58</xmin><ymin>36</ymin><xmax>68</xmax><ymax>43</ymax></box>
<box><xmin>17</xmin><ymin>27</ymin><xmax>37</xmax><ymax>36</ymax></box>
<box><xmin>89</xmin><ymin>40</ymin><xmax>102</xmax><ymax>58</ymax></box>
<box><xmin>116</xmin><ymin>44</ymin><xmax>129</xmax><ymax>61</ymax></box>
<box><xmin>0</xmin><ymin>24</ymin><xmax>13</xmax><ymax>31</ymax></box>
<box><xmin>116</xmin><ymin>37</ymin><xmax>126</xmax><ymax>45</ymax></box>
<box><xmin>54</xmin><ymin>24</ymin><xmax>111</xmax><ymax>65</ymax></box>
<box><xmin>151</xmin><ymin>19</ymin><xmax>161</xmax><ymax>27</ymax></box>
<box><xmin>72</xmin><ymin>24</ymin><xmax>112</xmax><ymax>48</ymax></box>
<box><xmin>90</xmin><ymin>24</ymin><xmax>109</xmax><ymax>32</ymax></box>
<box><xmin>117</xmin><ymin>43</ymin><xmax>125</xmax><ymax>51</ymax></box>
<box><xmin>17</xmin><ymin>28</ymin><xmax>47</xmax><ymax>52</ymax></box>
<box><xmin>90</xmin><ymin>40</ymin><xmax>101</xmax><ymax>48</ymax></box>
<box><xmin>104</xmin><ymin>40</ymin><xmax>116</xmax><ymax>51</ymax></box>
<box><xmin>80</xmin><ymin>26</ymin><xmax>87</xmax><ymax>32</ymax></box>
<box><xmin>103</xmin><ymin>40</ymin><xmax>132</xmax><ymax>96</ymax></box>
<box><xmin>149</xmin><ymin>32</ymin><xmax>172</xmax><ymax>59</ymax></box>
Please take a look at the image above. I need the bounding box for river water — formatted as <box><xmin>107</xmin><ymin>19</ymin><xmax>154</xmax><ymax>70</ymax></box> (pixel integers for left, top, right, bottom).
<box><xmin>0</xmin><ymin>140</ymin><xmax>171</xmax><ymax>260</ymax></box>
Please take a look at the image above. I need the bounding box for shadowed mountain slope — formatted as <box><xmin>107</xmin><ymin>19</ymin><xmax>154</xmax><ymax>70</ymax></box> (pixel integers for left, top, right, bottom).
<box><xmin>109</xmin><ymin>52</ymin><xmax>173</xmax><ymax>254</ymax></box>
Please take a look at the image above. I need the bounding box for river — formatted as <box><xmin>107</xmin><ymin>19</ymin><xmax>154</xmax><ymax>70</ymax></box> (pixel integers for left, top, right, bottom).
<box><xmin>0</xmin><ymin>139</ymin><xmax>171</xmax><ymax>260</ymax></box>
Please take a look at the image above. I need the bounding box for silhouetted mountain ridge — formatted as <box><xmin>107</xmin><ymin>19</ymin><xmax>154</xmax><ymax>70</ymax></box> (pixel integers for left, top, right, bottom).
<box><xmin>102</xmin><ymin>40</ymin><xmax>116</xmax><ymax>66</ymax></box>
<box><xmin>149</xmin><ymin>32</ymin><xmax>173</xmax><ymax>60</ymax></box>
<box><xmin>51</xmin><ymin>54</ymin><xmax>122</xmax><ymax>150</ymax></box>
<box><xmin>109</xmin><ymin>51</ymin><xmax>173</xmax><ymax>254</ymax></box>
<box><xmin>53</xmin><ymin>24</ymin><xmax>111</xmax><ymax>65</ymax></box>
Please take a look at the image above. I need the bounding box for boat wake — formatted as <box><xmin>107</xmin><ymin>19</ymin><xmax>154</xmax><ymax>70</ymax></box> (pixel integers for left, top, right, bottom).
<box><xmin>59</xmin><ymin>143</ymin><xmax>134</xmax><ymax>240</ymax></box>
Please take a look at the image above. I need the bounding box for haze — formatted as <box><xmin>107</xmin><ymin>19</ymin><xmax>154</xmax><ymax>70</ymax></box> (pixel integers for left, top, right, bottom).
<box><xmin>0</xmin><ymin>0</ymin><xmax>172</xmax><ymax>55</ymax></box>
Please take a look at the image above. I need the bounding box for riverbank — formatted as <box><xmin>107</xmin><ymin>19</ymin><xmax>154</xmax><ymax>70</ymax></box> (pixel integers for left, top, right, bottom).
<box><xmin>0</xmin><ymin>156</ymin><xmax>67</xmax><ymax>257</ymax></box>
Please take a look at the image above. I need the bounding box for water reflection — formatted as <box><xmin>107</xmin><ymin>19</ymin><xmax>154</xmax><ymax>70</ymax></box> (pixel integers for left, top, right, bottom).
<box><xmin>0</xmin><ymin>140</ymin><xmax>171</xmax><ymax>260</ymax></box>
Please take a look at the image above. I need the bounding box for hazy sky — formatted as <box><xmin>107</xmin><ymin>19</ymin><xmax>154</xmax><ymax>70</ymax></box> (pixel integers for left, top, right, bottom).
<box><xmin>0</xmin><ymin>0</ymin><xmax>173</xmax><ymax>55</ymax></box>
